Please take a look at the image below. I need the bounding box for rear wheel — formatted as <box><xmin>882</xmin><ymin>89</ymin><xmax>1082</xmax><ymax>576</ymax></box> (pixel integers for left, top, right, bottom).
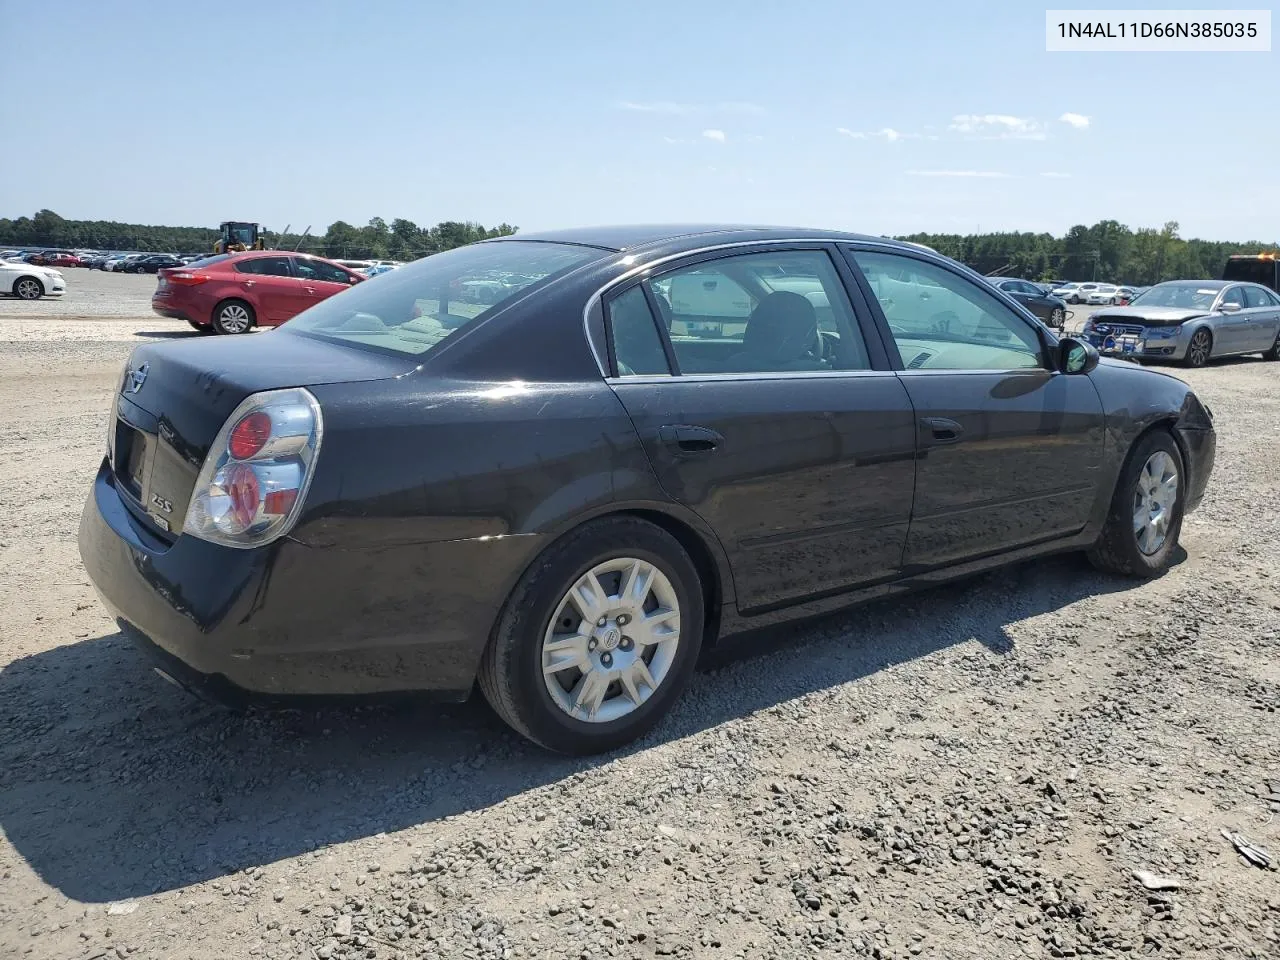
<box><xmin>14</xmin><ymin>277</ymin><xmax>44</xmax><ymax>300</ymax></box>
<box><xmin>212</xmin><ymin>299</ymin><xmax>254</xmax><ymax>335</ymax></box>
<box><xmin>1264</xmin><ymin>329</ymin><xmax>1280</xmax><ymax>361</ymax></box>
<box><xmin>479</xmin><ymin>516</ymin><xmax>704</xmax><ymax>755</ymax></box>
<box><xmin>1184</xmin><ymin>329</ymin><xmax>1212</xmax><ymax>368</ymax></box>
<box><xmin>1088</xmin><ymin>430</ymin><xmax>1184</xmax><ymax>578</ymax></box>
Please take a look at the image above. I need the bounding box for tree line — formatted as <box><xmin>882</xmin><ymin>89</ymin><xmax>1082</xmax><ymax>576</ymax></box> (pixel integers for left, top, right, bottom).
<box><xmin>2</xmin><ymin>210</ymin><xmax>1275</xmax><ymax>283</ymax></box>
<box><xmin>902</xmin><ymin>220</ymin><xmax>1277</xmax><ymax>286</ymax></box>
<box><xmin>0</xmin><ymin>210</ymin><xmax>518</xmax><ymax>260</ymax></box>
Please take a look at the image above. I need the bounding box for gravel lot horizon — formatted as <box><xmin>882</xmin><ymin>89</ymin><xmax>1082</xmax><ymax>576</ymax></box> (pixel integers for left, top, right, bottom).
<box><xmin>1</xmin><ymin>270</ymin><xmax>1276</xmax><ymax>960</ymax></box>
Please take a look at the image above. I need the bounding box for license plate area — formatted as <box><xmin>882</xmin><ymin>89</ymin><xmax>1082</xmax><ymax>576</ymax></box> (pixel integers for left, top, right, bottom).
<box><xmin>1100</xmin><ymin>334</ymin><xmax>1144</xmax><ymax>356</ymax></box>
<box><xmin>116</xmin><ymin>424</ymin><xmax>150</xmax><ymax>499</ymax></box>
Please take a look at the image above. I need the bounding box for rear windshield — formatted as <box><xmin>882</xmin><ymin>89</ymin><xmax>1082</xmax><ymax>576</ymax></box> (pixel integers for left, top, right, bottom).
<box><xmin>282</xmin><ymin>241</ymin><xmax>601</xmax><ymax>356</ymax></box>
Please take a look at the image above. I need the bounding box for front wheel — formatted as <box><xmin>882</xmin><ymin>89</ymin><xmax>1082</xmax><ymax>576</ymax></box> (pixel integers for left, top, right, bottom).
<box><xmin>212</xmin><ymin>299</ymin><xmax>254</xmax><ymax>335</ymax></box>
<box><xmin>478</xmin><ymin>516</ymin><xmax>704</xmax><ymax>754</ymax></box>
<box><xmin>1049</xmin><ymin>307</ymin><xmax>1065</xmax><ymax>329</ymax></box>
<box><xmin>14</xmin><ymin>277</ymin><xmax>44</xmax><ymax>300</ymax></box>
<box><xmin>1088</xmin><ymin>430</ymin><xmax>1184</xmax><ymax>578</ymax></box>
<box><xmin>1184</xmin><ymin>329</ymin><xmax>1212</xmax><ymax>368</ymax></box>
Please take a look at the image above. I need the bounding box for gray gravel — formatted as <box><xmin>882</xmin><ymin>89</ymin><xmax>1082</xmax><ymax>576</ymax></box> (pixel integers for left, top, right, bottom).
<box><xmin>0</xmin><ymin>312</ymin><xmax>1277</xmax><ymax>960</ymax></box>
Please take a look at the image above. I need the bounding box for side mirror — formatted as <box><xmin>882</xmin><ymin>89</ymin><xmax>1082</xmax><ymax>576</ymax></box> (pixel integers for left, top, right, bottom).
<box><xmin>1058</xmin><ymin>337</ymin><xmax>1099</xmax><ymax>375</ymax></box>
<box><xmin>1219</xmin><ymin>301</ymin><xmax>1241</xmax><ymax>313</ymax></box>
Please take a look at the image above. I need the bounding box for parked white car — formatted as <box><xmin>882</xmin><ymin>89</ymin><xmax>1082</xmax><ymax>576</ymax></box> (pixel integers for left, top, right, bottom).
<box><xmin>1051</xmin><ymin>282</ymin><xmax>1102</xmax><ymax>304</ymax></box>
<box><xmin>1</xmin><ymin>257</ymin><xmax>66</xmax><ymax>299</ymax></box>
<box><xmin>1086</xmin><ymin>284</ymin><xmax>1119</xmax><ymax>305</ymax></box>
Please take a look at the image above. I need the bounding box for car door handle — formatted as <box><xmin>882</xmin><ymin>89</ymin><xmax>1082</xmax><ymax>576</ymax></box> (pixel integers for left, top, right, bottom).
<box><xmin>659</xmin><ymin>424</ymin><xmax>723</xmax><ymax>454</ymax></box>
<box><xmin>921</xmin><ymin>417</ymin><xmax>964</xmax><ymax>444</ymax></box>
<box><xmin>303</xmin><ymin>286</ymin><xmax>316</xmax><ymax>294</ymax></box>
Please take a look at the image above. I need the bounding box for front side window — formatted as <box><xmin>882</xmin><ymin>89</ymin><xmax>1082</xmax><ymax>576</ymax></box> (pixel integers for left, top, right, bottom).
<box><xmin>284</xmin><ymin>241</ymin><xmax>600</xmax><ymax>356</ymax></box>
<box><xmin>851</xmin><ymin>250</ymin><xmax>1042</xmax><ymax>371</ymax></box>
<box><xmin>235</xmin><ymin>256</ymin><xmax>293</xmax><ymax>278</ymax></box>
<box><xmin>1221</xmin><ymin>286</ymin><xmax>1246</xmax><ymax>308</ymax></box>
<box><xmin>639</xmin><ymin>250</ymin><xmax>870</xmax><ymax>374</ymax></box>
<box><xmin>296</xmin><ymin>258</ymin><xmax>354</xmax><ymax>284</ymax></box>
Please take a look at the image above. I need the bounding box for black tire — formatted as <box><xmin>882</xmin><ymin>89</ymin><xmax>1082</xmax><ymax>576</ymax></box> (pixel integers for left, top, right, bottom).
<box><xmin>1087</xmin><ymin>430</ymin><xmax>1185</xmax><ymax>578</ymax></box>
<box><xmin>478</xmin><ymin>516</ymin><xmax>705</xmax><ymax>755</ymax></box>
<box><xmin>211</xmin><ymin>299</ymin><xmax>255</xmax><ymax>335</ymax></box>
<box><xmin>1184</xmin><ymin>329</ymin><xmax>1212</xmax><ymax>368</ymax></box>
<box><xmin>1263</xmin><ymin>330</ymin><xmax>1280</xmax><ymax>361</ymax></box>
<box><xmin>186</xmin><ymin>319</ymin><xmax>210</xmax><ymax>333</ymax></box>
<box><xmin>1049</xmin><ymin>307</ymin><xmax>1065</xmax><ymax>329</ymax></box>
<box><xmin>13</xmin><ymin>276</ymin><xmax>44</xmax><ymax>300</ymax></box>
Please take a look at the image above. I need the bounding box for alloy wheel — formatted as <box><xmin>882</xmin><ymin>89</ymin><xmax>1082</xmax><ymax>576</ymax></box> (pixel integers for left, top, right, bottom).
<box><xmin>1132</xmin><ymin>451</ymin><xmax>1179</xmax><ymax>555</ymax></box>
<box><xmin>541</xmin><ymin>557</ymin><xmax>681</xmax><ymax>723</ymax></box>
<box><xmin>15</xmin><ymin>279</ymin><xmax>41</xmax><ymax>300</ymax></box>
<box><xmin>218</xmin><ymin>304</ymin><xmax>251</xmax><ymax>333</ymax></box>
<box><xmin>1188</xmin><ymin>331</ymin><xmax>1211</xmax><ymax>366</ymax></box>
<box><xmin>1050</xmin><ymin>307</ymin><xmax>1064</xmax><ymax>328</ymax></box>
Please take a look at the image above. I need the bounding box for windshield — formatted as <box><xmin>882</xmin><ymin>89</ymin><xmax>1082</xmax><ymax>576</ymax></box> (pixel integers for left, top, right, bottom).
<box><xmin>282</xmin><ymin>241</ymin><xmax>602</xmax><ymax>356</ymax></box>
<box><xmin>1130</xmin><ymin>284</ymin><xmax>1220</xmax><ymax>310</ymax></box>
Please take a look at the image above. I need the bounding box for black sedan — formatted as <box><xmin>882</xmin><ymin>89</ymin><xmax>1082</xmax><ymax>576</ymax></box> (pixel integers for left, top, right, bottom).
<box><xmin>79</xmin><ymin>225</ymin><xmax>1216</xmax><ymax>754</ymax></box>
<box><xmin>988</xmin><ymin>277</ymin><xmax>1068</xmax><ymax>328</ymax></box>
<box><xmin>129</xmin><ymin>254</ymin><xmax>185</xmax><ymax>274</ymax></box>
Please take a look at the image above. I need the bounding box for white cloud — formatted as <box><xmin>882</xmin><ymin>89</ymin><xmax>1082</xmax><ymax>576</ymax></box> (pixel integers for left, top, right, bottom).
<box><xmin>949</xmin><ymin>114</ymin><xmax>1046</xmax><ymax>140</ymax></box>
<box><xmin>619</xmin><ymin>100</ymin><xmax>696</xmax><ymax>115</ymax></box>
<box><xmin>1059</xmin><ymin>112</ymin><xmax>1090</xmax><ymax>129</ymax></box>
<box><xmin>907</xmin><ymin>170</ymin><xmax>1014</xmax><ymax>178</ymax></box>
<box><xmin>618</xmin><ymin>100</ymin><xmax>764</xmax><ymax>116</ymax></box>
<box><xmin>838</xmin><ymin>126</ymin><xmax>927</xmax><ymax>142</ymax></box>
<box><xmin>701</xmin><ymin>129</ymin><xmax>726</xmax><ymax>143</ymax></box>
<box><xmin>1040</xmin><ymin>171</ymin><xmax>1072</xmax><ymax>179</ymax></box>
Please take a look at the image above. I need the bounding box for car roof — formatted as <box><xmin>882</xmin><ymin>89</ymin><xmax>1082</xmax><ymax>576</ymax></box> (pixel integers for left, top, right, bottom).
<box><xmin>498</xmin><ymin>223</ymin><xmax>887</xmax><ymax>254</ymax></box>
<box><xmin>1156</xmin><ymin>279</ymin><xmax>1229</xmax><ymax>289</ymax></box>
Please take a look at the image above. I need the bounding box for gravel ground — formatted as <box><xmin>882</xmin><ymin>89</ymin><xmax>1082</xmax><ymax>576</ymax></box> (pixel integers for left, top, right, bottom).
<box><xmin>1</xmin><ymin>279</ymin><xmax>1277</xmax><ymax>960</ymax></box>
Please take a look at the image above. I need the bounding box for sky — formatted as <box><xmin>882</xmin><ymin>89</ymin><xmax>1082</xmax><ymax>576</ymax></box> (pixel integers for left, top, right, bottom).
<box><xmin>1</xmin><ymin>1</ymin><xmax>1276</xmax><ymax>241</ymax></box>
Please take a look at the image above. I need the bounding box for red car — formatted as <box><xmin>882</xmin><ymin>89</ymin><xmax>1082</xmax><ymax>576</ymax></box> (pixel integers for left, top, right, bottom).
<box><xmin>152</xmin><ymin>251</ymin><xmax>364</xmax><ymax>334</ymax></box>
<box><xmin>33</xmin><ymin>252</ymin><xmax>81</xmax><ymax>267</ymax></box>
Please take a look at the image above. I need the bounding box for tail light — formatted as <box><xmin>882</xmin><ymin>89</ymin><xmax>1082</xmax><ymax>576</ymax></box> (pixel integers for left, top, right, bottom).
<box><xmin>168</xmin><ymin>272</ymin><xmax>209</xmax><ymax>285</ymax></box>
<box><xmin>183</xmin><ymin>388</ymin><xmax>323</xmax><ymax>548</ymax></box>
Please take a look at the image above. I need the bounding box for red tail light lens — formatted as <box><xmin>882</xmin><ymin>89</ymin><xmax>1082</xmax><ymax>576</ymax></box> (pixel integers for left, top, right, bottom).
<box><xmin>184</xmin><ymin>389</ymin><xmax>322</xmax><ymax>548</ymax></box>
<box><xmin>168</xmin><ymin>272</ymin><xmax>209</xmax><ymax>285</ymax></box>
<box><xmin>229</xmin><ymin>411</ymin><xmax>272</xmax><ymax>460</ymax></box>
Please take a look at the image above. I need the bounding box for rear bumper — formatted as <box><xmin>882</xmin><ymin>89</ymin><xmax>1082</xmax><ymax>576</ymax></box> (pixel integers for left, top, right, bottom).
<box><xmin>78</xmin><ymin>459</ymin><xmax>522</xmax><ymax>704</ymax></box>
<box><xmin>152</xmin><ymin>302</ymin><xmax>195</xmax><ymax>324</ymax></box>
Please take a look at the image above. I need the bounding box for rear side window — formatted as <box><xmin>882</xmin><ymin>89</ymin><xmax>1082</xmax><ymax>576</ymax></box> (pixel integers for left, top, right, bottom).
<box><xmin>608</xmin><ymin>286</ymin><xmax>670</xmax><ymax>376</ymax></box>
<box><xmin>623</xmin><ymin>250</ymin><xmax>871</xmax><ymax>375</ymax></box>
<box><xmin>236</xmin><ymin>256</ymin><xmax>294</xmax><ymax>278</ymax></box>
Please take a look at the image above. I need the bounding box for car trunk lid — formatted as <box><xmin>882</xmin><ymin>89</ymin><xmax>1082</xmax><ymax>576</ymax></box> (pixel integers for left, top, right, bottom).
<box><xmin>108</xmin><ymin>331</ymin><xmax>417</xmax><ymax>536</ymax></box>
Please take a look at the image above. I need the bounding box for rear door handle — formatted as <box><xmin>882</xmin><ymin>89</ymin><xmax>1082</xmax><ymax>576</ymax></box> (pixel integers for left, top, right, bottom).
<box><xmin>659</xmin><ymin>424</ymin><xmax>723</xmax><ymax>454</ymax></box>
<box><xmin>921</xmin><ymin>417</ymin><xmax>964</xmax><ymax>444</ymax></box>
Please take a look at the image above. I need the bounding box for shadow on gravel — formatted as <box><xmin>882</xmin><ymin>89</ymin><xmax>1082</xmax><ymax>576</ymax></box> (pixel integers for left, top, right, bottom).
<box><xmin>0</xmin><ymin>552</ymin><xmax>1159</xmax><ymax>903</ymax></box>
<box><xmin>133</xmin><ymin>330</ymin><xmax>204</xmax><ymax>339</ymax></box>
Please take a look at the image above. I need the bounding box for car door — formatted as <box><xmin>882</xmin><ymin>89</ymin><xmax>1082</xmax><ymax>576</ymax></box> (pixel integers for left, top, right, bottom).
<box><xmin>1214</xmin><ymin>285</ymin><xmax>1250</xmax><ymax>353</ymax></box>
<box><xmin>1241</xmin><ymin>285</ymin><xmax>1280</xmax><ymax>351</ymax></box>
<box><xmin>295</xmin><ymin>257</ymin><xmax>361</xmax><ymax>308</ymax></box>
<box><xmin>845</xmin><ymin>245</ymin><xmax>1106</xmax><ymax>570</ymax></box>
<box><xmin>605</xmin><ymin>245</ymin><xmax>917</xmax><ymax>613</ymax></box>
<box><xmin>231</xmin><ymin>256</ymin><xmax>310</xmax><ymax>325</ymax></box>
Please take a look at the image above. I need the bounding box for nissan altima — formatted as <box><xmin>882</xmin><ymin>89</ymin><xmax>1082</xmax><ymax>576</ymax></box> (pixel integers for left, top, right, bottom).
<box><xmin>79</xmin><ymin>225</ymin><xmax>1217</xmax><ymax>754</ymax></box>
<box><xmin>1083</xmin><ymin>280</ymin><xmax>1280</xmax><ymax>366</ymax></box>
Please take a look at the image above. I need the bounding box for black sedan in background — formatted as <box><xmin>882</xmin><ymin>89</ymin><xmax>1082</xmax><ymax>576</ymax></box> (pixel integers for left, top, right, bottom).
<box><xmin>79</xmin><ymin>225</ymin><xmax>1216</xmax><ymax>754</ymax></box>
<box><xmin>988</xmin><ymin>277</ymin><xmax>1068</xmax><ymax>328</ymax></box>
<box><xmin>129</xmin><ymin>254</ymin><xmax>185</xmax><ymax>274</ymax></box>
